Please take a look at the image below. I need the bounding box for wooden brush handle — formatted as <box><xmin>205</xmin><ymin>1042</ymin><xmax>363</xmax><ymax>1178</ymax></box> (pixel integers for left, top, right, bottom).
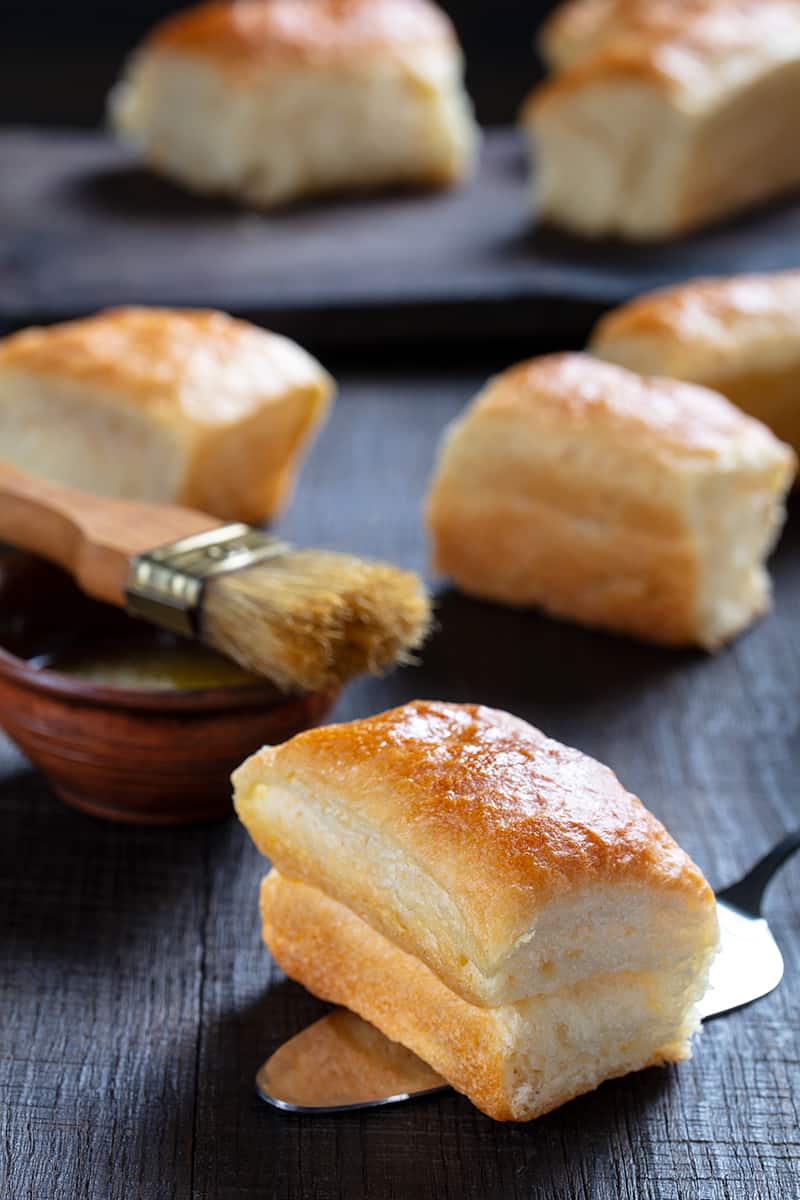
<box><xmin>0</xmin><ymin>460</ymin><xmax>221</xmax><ymax>606</ymax></box>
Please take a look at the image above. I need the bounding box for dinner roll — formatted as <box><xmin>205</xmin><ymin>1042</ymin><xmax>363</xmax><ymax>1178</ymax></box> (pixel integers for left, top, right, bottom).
<box><xmin>234</xmin><ymin>700</ymin><xmax>719</xmax><ymax>1121</ymax></box>
<box><xmin>523</xmin><ymin>0</ymin><xmax>800</xmax><ymax>238</ymax></box>
<box><xmin>426</xmin><ymin>353</ymin><xmax>795</xmax><ymax>649</ymax></box>
<box><xmin>539</xmin><ymin>0</ymin><xmax>697</xmax><ymax>71</ymax></box>
<box><xmin>590</xmin><ymin>271</ymin><xmax>800</xmax><ymax>458</ymax></box>
<box><xmin>0</xmin><ymin>307</ymin><xmax>332</xmax><ymax>524</ymax></box>
<box><xmin>110</xmin><ymin>0</ymin><xmax>478</xmax><ymax>207</ymax></box>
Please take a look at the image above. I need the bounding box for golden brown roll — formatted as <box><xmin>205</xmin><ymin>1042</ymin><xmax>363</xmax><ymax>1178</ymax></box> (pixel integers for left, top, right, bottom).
<box><xmin>234</xmin><ymin>700</ymin><xmax>719</xmax><ymax>1122</ymax></box>
<box><xmin>539</xmin><ymin>0</ymin><xmax>712</xmax><ymax>71</ymax></box>
<box><xmin>523</xmin><ymin>0</ymin><xmax>800</xmax><ymax>238</ymax></box>
<box><xmin>0</xmin><ymin>306</ymin><xmax>333</xmax><ymax>524</ymax></box>
<box><xmin>110</xmin><ymin>0</ymin><xmax>478</xmax><ymax>207</ymax></box>
<box><xmin>426</xmin><ymin>353</ymin><xmax>795</xmax><ymax>648</ymax></box>
<box><xmin>590</xmin><ymin>271</ymin><xmax>800</xmax><ymax>457</ymax></box>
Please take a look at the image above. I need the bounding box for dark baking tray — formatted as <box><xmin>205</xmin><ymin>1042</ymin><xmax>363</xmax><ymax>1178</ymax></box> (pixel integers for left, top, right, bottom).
<box><xmin>4</xmin><ymin>125</ymin><xmax>800</xmax><ymax>346</ymax></box>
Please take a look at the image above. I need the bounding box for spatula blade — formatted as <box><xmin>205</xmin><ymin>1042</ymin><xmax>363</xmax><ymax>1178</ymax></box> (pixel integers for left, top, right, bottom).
<box><xmin>256</xmin><ymin>899</ymin><xmax>787</xmax><ymax>1113</ymax></box>
<box><xmin>699</xmin><ymin>899</ymin><xmax>785</xmax><ymax>1020</ymax></box>
<box><xmin>256</xmin><ymin>1007</ymin><xmax>446</xmax><ymax>1112</ymax></box>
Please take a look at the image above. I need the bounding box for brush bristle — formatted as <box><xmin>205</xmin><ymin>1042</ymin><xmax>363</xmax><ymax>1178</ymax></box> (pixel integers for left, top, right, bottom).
<box><xmin>200</xmin><ymin>549</ymin><xmax>432</xmax><ymax>692</ymax></box>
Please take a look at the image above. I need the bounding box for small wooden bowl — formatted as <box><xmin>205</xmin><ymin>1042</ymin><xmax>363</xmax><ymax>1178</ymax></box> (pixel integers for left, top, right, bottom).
<box><xmin>0</xmin><ymin>554</ymin><xmax>338</xmax><ymax>825</ymax></box>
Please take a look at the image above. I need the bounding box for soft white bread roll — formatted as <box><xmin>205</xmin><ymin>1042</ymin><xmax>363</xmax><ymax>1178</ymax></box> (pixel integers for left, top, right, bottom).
<box><xmin>426</xmin><ymin>353</ymin><xmax>795</xmax><ymax>649</ymax></box>
<box><xmin>234</xmin><ymin>700</ymin><xmax>719</xmax><ymax>1122</ymax></box>
<box><xmin>590</xmin><ymin>271</ymin><xmax>800</xmax><ymax>458</ymax></box>
<box><xmin>539</xmin><ymin>0</ymin><xmax>698</xmax><ymax>71</ymax></box>
<box><xmin>110</xmin><ymin>0</ymin><xmax>478</xmax><ymax>208</ymax></box>
<box><xmin>523</xmin><ymin>0</ymin><xmax>800</xmax><ymax>238</ymax></box>
<box><xmin>0</xmin><ymin>307</ymin><xmax>332</xmax><ymax>524</ymax></box>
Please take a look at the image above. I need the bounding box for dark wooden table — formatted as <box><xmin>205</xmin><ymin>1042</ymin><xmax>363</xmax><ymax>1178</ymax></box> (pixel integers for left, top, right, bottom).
<box><xmin>1</xmin><ymin>366</ymin><xmax>798</xmax><ymax>1200</ymax></box>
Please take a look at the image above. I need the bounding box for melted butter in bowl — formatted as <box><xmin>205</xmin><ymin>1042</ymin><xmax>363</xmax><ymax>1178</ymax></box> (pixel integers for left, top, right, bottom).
<box><xmin>37</xmin><ymin>634</ymin><xmax>263</xmax><ymax>693</ymax></box>
<box><xmin>0</xmin><ymin>553</ymin><xmax>338</xmax><ymax>824</ymax></box>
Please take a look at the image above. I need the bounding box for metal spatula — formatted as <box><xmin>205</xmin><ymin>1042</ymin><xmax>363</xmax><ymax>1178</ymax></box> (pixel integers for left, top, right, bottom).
<box><xmin>256</xmin><ymin>831</ymin><xmax>800</xmax><ymax>1114</ymax></box>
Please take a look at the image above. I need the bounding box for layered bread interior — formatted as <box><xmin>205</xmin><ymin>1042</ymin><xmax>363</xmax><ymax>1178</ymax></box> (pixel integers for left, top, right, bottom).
<box><xmin>260</xmin><ymin>869</ymin><xmax>714</xmax><ymax>1123</ymax></box>
<box><xmin>235</xmin><ymin>701</ymin><xmax>720</xmax><ymax>1122</ymax></box>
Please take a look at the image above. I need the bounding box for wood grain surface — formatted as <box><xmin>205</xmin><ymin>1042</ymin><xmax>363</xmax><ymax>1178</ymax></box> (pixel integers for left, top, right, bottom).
<box><xmin>5</xmin><ymin>128</ymin><xmax>800</xmax><ymax>347</ymax></box>
<box><xmin>1</xmin><ymin>368</ymin><xmax>798</xmax><ymax>1199</ymax></box>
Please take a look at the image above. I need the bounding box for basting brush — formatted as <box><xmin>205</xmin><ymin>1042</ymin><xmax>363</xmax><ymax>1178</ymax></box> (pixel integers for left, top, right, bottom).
<box><xmin>0</xmin><ymin>461</ymin><xmax>431</xmax><ymax>692</ymax></box>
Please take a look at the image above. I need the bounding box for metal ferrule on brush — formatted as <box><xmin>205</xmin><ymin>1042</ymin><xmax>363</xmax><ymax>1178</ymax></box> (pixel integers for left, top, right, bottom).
<box><xmin>125</xmin><ymin>524</ymin><xmax>290</xmax><ymax>637</ymax></box>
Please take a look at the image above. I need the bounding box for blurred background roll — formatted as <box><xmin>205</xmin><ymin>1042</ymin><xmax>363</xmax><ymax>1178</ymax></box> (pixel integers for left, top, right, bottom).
<box><xmin>2</xmin><ymin>0</ymin><xmax>560</xmax><ymax>127</ymax></box>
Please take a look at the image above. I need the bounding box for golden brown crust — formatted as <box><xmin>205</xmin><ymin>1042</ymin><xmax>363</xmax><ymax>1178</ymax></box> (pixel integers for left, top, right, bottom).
<box><xmin>525</xmin><ymin>46</ymin><xmax>680</xmax><ymax>113</ymax></box>
<box><xmin>542</xmin><ymin>0</ymin><xmax>753</xmax><ymax>64</ymax></box>
<box><xmin>541</xmin><ymin>0</ymin><xmax>658</xmax><ymax>66</ymax></box>
<box><xmin>0</xmin><ymin>307</ymin><xmax>331</xmax><ymax>426</ymax></box>
<box><xmin>245</xmin><ymin>699</ymin><xmax>720</xmax><ymax>1119</ymax></box>
<box><xmin>539</xmin><ymin>0</ymin><xmax>800</xmax><ymax>72</ymax></box>
<box><xmin>589</xmin><ymin>273</ymin><xmax>800</xmax><ymax>457</ymax></box>
<box><xmin>147</xmin><ymin>0</ymin><xmax>456</xmax><ymax>71</ymax></box>
<box><xmin>529</xmin><ymin>0</ymin><xmax>800</xmax><ymax>116</ymax></box>
<box><xmin>476</xmin><ymin>353</ymin><xmax>778</xmax><ymax>459</ymax></box>
<box><xmin>591</xmin><ymin>271</ymin><xmax>800</xmax><ymax>357</ymax></box>
<box><xmin>0</xmin><ymin>307</ymin><xmax>333</xmax><ymax>523</ymax></box>
<box><xmin>235</xmin><ymin>700</ymin><xmax>714</xmax><ymax>962</ymax></box>
<box><xmin>425</xmin><ymin>353</ymin><xmax>794</xmax><ymax>648</ymax></box>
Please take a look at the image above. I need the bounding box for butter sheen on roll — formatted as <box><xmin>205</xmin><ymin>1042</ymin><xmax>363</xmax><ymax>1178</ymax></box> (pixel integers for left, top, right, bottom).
<box><xmin>234</xmin><ymin>700</ymin><xmax>719</xmax><ymax>1122</ymax></box>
